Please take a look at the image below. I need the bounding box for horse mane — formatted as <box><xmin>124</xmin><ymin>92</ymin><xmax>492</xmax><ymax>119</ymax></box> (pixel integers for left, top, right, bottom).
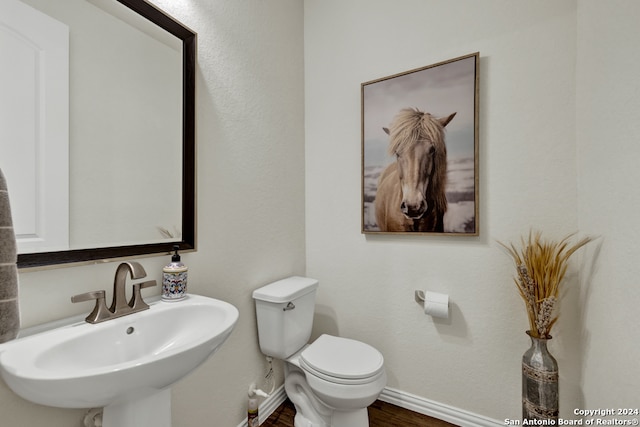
<box><xmin>387</xmin><ymin>108</ymin><xmax>448</xmax><ymax>214</ymax></box>
<box><xmin>387</xmin><ymin>108</ymin><xmax>446</xmax><ymax>155</ymax></box>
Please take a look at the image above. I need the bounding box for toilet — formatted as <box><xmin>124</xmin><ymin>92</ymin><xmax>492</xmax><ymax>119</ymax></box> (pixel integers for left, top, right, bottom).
<box><xmin>252</xmin><ymin>276</ymin><xmax>387</xmax><ymax>427</ymax></box>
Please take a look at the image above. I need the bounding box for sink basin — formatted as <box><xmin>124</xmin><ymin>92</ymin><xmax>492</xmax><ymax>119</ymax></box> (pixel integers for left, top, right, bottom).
<box><xmin>0</xmin><ymin>294</ymin><xmax>238</xmax><ymax>426</ymax></box>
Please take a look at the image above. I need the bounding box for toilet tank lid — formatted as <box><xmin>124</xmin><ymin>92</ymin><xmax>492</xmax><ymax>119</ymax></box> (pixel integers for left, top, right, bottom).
<box><xmin>252</xmin><ymin>276</ymin><xmax>319</xmax><ymax>303</ymax></box>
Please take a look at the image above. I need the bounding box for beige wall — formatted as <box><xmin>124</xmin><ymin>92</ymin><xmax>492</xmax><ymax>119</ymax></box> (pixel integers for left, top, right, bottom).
<box><xmin>305</xmin><ymin>0</ymin><xmax>638</xmax><ymax>422</ymax></box>
<box><xmin>576</xmin><ymin>0</ymin><xmax>640</xmax><ymax>410</ymax></box>
<box><xmin>1</xmin><ymin>0</ymin><xmax>305</xmax><ymax>425</ymax></box>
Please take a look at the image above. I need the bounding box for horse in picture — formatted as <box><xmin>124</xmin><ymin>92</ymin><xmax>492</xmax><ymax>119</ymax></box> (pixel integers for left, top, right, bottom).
<box><xmin>375</xmin><ymin>108</ymin><xmax>456</xmax><ymax>232</ymax></box>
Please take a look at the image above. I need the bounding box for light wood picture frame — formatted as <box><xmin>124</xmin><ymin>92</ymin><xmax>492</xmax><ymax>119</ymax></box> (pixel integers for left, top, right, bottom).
<box><xmin>361</xmin><ymin>52</ymin><xmax>479</xmax><ymax>235</ymax></box>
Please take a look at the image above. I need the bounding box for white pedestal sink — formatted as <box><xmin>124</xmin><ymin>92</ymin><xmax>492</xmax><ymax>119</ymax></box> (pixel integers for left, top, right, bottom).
<box><xmin>0</xmin><ymin>294</ymin><xmax>239</xmax><ymax>427</ymax></box>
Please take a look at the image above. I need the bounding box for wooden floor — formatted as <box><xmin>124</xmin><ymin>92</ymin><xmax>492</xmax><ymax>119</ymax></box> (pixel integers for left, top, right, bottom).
<box><xmin>261</xmin><ymin>399</ymin><xmax>458</xmax><ymax>427</ymax></box>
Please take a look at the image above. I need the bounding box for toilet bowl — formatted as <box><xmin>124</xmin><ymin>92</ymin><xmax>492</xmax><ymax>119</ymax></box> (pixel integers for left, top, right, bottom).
<box><xmin>253</xmin><ymin>277</ymin><xmax>387</xmax><ymax>427</ymax></box>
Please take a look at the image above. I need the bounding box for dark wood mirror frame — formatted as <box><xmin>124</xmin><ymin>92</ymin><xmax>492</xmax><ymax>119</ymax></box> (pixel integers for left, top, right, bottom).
<box><xmin>18</xmin><ymin>0</ymin><xmax>196</xmax><ymax>269</ymax></box>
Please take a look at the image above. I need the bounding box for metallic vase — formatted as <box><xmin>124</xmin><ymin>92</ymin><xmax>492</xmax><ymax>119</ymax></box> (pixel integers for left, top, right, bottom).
<box><xmin>522</xmin><ymin>331</ymin><xmax>559</xmax><ymax>422</ymax></box>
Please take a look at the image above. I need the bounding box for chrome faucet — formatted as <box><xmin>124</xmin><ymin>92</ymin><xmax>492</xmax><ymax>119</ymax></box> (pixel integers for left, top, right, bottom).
<box><xmin>71</xmin><ymin>261</ymin><xmax>157</xmax><ymax>324</ymax></box>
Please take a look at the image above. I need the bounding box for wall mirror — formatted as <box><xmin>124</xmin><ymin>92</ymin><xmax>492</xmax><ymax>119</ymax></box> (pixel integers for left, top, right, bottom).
<box><xmin>13</xmin><ymin>0</ymin><xmax>196</xmax><ymax>269</ymax></box>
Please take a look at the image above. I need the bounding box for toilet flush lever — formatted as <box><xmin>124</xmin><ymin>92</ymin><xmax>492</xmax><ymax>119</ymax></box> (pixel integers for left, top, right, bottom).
<box><xmin>283</xmin><ymin>302</ymin><xmax>295</xmax><ymax>311</ymax></box>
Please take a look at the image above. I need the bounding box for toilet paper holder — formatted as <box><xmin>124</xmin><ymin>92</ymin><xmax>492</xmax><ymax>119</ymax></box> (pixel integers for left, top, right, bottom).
<box><xmin>414</xmin><ymin>290</ymin><xmax>450</xmax><ymax>319</ymax></box>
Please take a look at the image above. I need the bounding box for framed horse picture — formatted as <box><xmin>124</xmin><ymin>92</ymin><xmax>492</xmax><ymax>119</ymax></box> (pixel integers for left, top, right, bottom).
<box><xmin>361</xmin><ymin>52</ymin><xmax>479</xmax><ymax>235</ymax></box>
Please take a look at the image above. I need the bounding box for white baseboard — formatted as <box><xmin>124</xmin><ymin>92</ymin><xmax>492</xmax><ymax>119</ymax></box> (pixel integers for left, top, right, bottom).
<box><xmin>236</xmin><ymin>385</ymin><xmax>502</xmax><ymax>427</ymax></box>
<box><xmin>379</xmin><ymin>387</ymin><xmax>503</xmax><ymax>427</ymax></box>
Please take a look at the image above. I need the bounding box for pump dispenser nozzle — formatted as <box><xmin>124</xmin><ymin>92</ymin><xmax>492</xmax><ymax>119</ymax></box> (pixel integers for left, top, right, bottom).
<box><xmin>171</xmin><ymin>245</ymin><xmax>181</xmax><ymax>262</ymax></box>
<box><xmin>248</xmin><ymin>383</ymin><xmax>269</xmax><ymax>398</ymax></box>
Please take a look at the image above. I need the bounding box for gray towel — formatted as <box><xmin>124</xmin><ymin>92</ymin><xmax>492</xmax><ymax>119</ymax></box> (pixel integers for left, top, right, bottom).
<box><xmin>0</xmin><ymin>169</ymin><xmax>20</xmax><ymax>343</ymax></box>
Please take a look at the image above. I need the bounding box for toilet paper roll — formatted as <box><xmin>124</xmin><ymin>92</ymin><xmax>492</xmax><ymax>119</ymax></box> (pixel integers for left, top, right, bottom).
<box><xmin>423</xmin><ymin>291</ymin><xmax>449</xmax><ymax>319</ymax></box>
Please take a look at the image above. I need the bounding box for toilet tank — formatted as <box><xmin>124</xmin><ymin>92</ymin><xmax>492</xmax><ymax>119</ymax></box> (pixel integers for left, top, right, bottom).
<box><xmin>252</xmin><ymin>276</ymin><xmax>319</xmax><ymax>359</ymax></box>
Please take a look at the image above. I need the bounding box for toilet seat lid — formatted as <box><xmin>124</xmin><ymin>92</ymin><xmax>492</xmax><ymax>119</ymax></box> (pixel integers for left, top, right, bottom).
<box><xmin>300</xmin><ymin>334</ymin><xmax>384</xmax><ymax>381</ymax></box>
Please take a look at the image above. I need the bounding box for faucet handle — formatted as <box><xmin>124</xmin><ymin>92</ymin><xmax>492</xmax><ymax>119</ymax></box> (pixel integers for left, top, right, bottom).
<box><xmin>129</xmin><ymin>280</ymin><xmax>157</xmax><ymax>311</ymax></box>
<box><xmin>71</xmin><ymin>290</ymin><xmax>112</xmax><ymax>324</ymax></box>
<box><xmin>71</xmin><ymin>290</ymin><xmax>105</xmax><ymax>303</ymax></box>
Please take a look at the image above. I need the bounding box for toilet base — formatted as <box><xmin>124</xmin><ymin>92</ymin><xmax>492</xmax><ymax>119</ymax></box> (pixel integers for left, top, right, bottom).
<box><xmin>331</xmin><ymin>408</ymin><xmax>369</xmax><ymax>427</ymax></box>
<box><xmin>284</xmin><ymin>362</ymin><xmax>374</xmax><ymax>427</ymax></box>
<box><xmin>292</xmin><ymin>408</ymin><xmax>369</xmax><ymax>427</ymax></box>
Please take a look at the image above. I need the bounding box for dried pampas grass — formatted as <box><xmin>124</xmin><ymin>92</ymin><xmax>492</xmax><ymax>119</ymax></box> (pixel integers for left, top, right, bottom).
<box><xmin>499</xmin><ymin>231</ymin><xmax>592</xmax><ymax>339</ymax></box>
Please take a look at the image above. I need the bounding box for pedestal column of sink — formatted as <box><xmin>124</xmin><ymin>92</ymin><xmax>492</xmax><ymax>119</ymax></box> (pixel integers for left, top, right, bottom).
<box><xmin>102</xmin><ymin>388</ymin><xmax>171</xmax><ymax>427</ymax></box>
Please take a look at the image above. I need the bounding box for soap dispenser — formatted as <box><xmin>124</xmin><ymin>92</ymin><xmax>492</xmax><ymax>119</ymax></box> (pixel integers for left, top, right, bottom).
<box><xmin>162</xmin><ymin>245</ymin><xmax>188</xmax><ymax>301</ymax></box>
